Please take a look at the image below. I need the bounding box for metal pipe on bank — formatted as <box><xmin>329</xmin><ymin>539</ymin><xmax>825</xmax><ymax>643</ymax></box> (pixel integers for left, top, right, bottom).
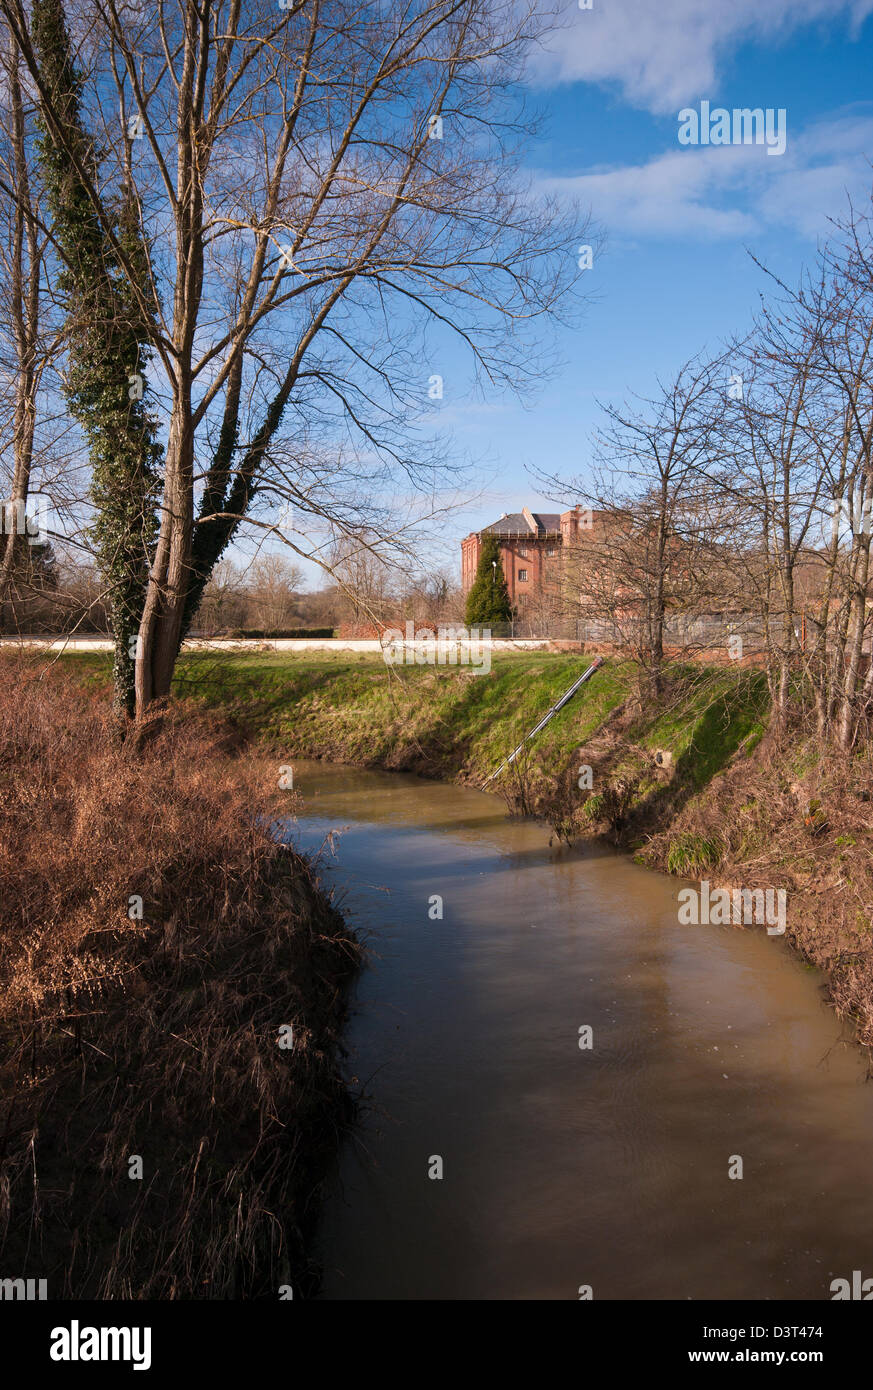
<box><xmin>482</xmin><ymin>655</ymin><xmax>604</xmax><ymax>788</ymax></box>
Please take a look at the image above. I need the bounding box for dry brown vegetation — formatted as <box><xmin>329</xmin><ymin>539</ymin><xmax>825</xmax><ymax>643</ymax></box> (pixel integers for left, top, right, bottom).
<box><xmin>0</xmin><ymin>657</ymin><xmax>360</xmax><ymax>1297</ymax></box>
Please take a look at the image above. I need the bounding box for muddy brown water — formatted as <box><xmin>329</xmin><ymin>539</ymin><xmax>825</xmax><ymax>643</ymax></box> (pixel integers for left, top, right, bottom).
<box><xmin>285</xmin><ymin>760</ymin><xmax>873</xmax><ymax>1301</ymax></box>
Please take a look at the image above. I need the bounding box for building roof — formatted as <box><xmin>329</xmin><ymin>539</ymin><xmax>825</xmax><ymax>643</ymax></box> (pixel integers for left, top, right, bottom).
<box><xmin>480</xmin><ymin>509</ymin><xmax>562</xmax><ymax>537</ymax></box>
<box><xmin>530</xmin><ymin>512</ymin><xmax>562</xmax><ymax>532</ymax></box>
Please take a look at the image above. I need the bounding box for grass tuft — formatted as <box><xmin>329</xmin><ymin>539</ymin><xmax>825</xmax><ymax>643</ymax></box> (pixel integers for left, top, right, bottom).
<box><xmin>665</xmin><ymin>831</ymin><xmax>723</xmax><ymax>877</ymax></box>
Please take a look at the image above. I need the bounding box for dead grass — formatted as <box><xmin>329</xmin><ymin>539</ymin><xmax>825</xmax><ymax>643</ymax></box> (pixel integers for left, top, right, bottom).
<box><xmin>0</xmin><ymin>657</ymin><xmax>361</xmax><ymax>1298</ymax></box>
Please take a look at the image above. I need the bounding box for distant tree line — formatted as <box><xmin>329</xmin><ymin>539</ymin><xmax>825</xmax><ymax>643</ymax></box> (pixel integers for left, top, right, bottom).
<box><xmin>1</xmin><ymin>549</ymin><xmax>465</xmax><ymax>638</ymax></box>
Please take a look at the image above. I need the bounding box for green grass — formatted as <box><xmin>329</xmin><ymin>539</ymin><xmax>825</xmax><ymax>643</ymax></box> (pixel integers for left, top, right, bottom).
<box><xmin>166</xmin><ymin>648</ymin><xmax>635</xmax><ymax>778</ymax></box>
<box><xmin>665</xmin><ymin>831</ymin><xmax>723</xmax><ymax>876</ymax></box>
<box><xmin>629</xmin><ymin>665</ymin><xmax>770</xmax><ymax>788</ymax></box>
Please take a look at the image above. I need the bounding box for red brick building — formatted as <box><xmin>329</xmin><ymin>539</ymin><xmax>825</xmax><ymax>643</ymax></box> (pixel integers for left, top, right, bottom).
<box><xmin>461</xmin><ymin>505</ymin><xmax>598</xmax><ymax>613</ymax></box>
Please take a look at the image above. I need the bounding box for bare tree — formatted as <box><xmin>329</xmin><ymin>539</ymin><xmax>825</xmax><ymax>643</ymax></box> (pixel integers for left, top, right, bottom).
<box><xmin>2</xmin><ymin>0</ymin><xmax>585</xmax><ymax>715</ymax></box>
<box><xmin>537</xmin><ymin>354</ymin><xmax>726</xmax><ymax>693</ymax></box>
<box><xmin>246</xmin><ymin>552</ymin><xmax>304</xmax><ymax>633</ymax></box>
<box><xmin>326</xmin><ymin>528</ymin><xmax>396</xmax><ymax>627</ymax></box>
<box><xmin>808</xmin><ymin>218</ymin><xmax>873</xmax><ymax>747</ymax></box>
<box><xmin>0</xmin><ymin>20</ymin><xmax>47</xmax><ymax>619</ymax></box>
<box><xmin>734</xmin><ymin>208</ymin><xmax>873</xmax><ymax>743</ymax></box>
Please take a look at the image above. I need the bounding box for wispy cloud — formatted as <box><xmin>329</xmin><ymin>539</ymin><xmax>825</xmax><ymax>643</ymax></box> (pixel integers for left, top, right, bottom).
<box><xmin>536</xmin><ymin>0</ymin><xmax>873</xmax><ymax>112</ymax></box>
<box><xmin>541</xmin><ymin>109</ymin><xmax>873</xmax><ymax>240</ymax></box>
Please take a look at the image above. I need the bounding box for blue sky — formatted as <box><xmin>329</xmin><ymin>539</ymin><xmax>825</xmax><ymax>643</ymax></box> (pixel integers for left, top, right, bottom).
<box><xmin>430</xmin><ymin>0</ymin><xmax>873</xmax><ymax>575</ymax></box>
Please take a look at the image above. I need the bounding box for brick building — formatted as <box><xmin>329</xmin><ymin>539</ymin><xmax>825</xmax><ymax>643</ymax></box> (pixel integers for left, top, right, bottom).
<box><xmin>460</xmin><ymin>505</ymin><xmax>599</xmax><ymax>614</ymax></box>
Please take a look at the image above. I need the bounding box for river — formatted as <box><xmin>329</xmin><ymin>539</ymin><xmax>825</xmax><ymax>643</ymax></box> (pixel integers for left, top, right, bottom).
<box><xmin>286</xmin><ymin>759</ymin><xmax>873</xmax><ymax>1300</ymax></box>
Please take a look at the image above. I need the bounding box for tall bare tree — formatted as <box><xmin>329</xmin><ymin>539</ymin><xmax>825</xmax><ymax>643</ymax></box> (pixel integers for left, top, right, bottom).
<box><xmin>2</xmin><ymin>0</ymin><xmax>583</xmax><ymax>715</ymax></box>
<box><xmin>0</xmin><ymin>20</ymin><xmax>47</xmax><ymax>619</ymax></box>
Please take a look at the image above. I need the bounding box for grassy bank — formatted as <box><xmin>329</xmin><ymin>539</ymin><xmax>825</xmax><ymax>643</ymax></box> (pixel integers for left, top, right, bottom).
<box><xmin>0</xmin><ymin>657</ymin><xmax>360</xmax><ymax>1298</ymax></box>
<box><xmin>165</xmin><ymin>648</ymin><xmax>770</xmax><ymax>837</ymax></box>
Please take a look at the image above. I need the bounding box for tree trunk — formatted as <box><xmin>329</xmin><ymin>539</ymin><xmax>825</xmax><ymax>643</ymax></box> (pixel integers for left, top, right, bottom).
<box><xmin>0</xmin><ymin>33</ymin><xmax>39</xmax><ymax>629</ymax></box>
<box><xmin>135</xmin><ymin>399</ymin><xmax>195</xmax><ymax>713</ymax></box>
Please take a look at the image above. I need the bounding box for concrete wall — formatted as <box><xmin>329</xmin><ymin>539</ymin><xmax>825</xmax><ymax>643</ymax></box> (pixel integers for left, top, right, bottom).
<box><xmin>0</xmin><ymin>635</ymin><xmax>555</xmax><ymax>653</ymax></box>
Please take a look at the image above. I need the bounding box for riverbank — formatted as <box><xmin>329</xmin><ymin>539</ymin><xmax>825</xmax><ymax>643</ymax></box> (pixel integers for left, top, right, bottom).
<box><xmin>39</xmin><ymin>643</ymin><xmax>873</xmax><ymax>1049</ymax></box>
<box><xmin>168</xmin><ymin>648</ymin><xmax>770</xmax><ymax>838</ymax></box>
<box><xmin>153</xmin><ymin>647</ymin><xmax>871</xmax><ymax>1052</ymax></box>
<box><xmin>641</xmin><ymin>726</ymin><xmax>873</xmax><ymax>1048</ymax></box>
<box><xmin>0</xmin><ymin>657</ymin><xmax>361</xmax><ymax>1298</ymax></box>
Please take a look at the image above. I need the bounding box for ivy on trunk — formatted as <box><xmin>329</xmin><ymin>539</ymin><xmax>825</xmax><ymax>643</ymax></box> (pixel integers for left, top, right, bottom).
<box><xmin>32</xmin><ymin>0</ymin><xmax>161</xmax><ymax>716</ymax></box>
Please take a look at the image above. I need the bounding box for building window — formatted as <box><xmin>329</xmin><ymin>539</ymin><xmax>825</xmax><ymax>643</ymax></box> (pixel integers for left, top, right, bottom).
<box><xmin>518</xmin><ymin>569</ymin><xmax>528</xmax><ymax>582</ymax></box>
<box><xmin>546</xmin><ymin>548</ymin><xmax>556</xmax><ymax>557</ymax></box>
<box><xmin>518</xmin><ymin>547</ymin><xmax>528</xmax><ymax>557</ymax></box>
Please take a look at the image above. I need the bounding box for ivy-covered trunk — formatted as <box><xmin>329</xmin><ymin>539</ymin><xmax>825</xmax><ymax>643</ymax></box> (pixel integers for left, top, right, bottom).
<box><xmin>31</xmin><ymin>0</ymin><xmax>161</xmax><ymax>716</ymax></box>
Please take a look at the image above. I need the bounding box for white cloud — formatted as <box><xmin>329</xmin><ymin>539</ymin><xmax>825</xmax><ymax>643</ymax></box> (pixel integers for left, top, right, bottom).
<box><xmin>541</xmin><ymin>109</ymin><xmax>873</xmax><ymax>241</ymax></box>
<box><xmin>537</xmin><ymin>0</ymin><xmax>873</xmax><ymax>112</ymax></box>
